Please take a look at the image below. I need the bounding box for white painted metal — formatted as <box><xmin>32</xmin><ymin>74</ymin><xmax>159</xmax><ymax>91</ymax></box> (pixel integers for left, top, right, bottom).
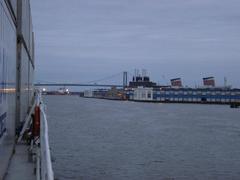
<box><xmin>36</xmin><ymin>149</ymin><xmax>40</xmax><ymax>180</ymax></box>
<box><xmin>18</xmin><ymin>91</ymin><xmax>54</xmax><ymax>180</ymax></box>
<box><xmin>38</xmin><ymin>93</ymin><xmax>54</xmax><ymax>180</ymax></box>
<box><xmin>17</xmin><ymin>96</ymin><xmax>37</xmax><ymax>143</ymax></box>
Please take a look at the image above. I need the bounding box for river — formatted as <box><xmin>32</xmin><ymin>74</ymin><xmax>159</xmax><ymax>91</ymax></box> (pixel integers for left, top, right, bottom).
<box><xmin>44</xmin><ymin>95</ymin><xmax>240</xmax><ymax>180</ymax></box>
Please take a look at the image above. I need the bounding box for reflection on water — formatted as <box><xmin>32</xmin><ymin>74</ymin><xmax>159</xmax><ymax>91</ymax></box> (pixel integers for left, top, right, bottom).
<box><xmin>44</xmin><ymin>95</ymin><xmax>240</xmax><ymax>180</ymax></box>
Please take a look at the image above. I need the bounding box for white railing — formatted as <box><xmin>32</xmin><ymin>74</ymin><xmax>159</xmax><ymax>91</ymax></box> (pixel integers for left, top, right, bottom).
<box><xmin>17</xmin><ymin>91</ymin><xmax>54</xmax><ymax>180</ymax></box>
<box><xmin>38</xmin><ymin>93</ymin><xmax>54</xmax><ymax>180</ymax></box>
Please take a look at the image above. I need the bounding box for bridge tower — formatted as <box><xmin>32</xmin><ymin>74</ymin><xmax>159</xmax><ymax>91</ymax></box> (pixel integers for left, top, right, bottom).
<box><xmin>123</xmin><ymin>71</ymin><xmax>128</xmax><ymax>88</ymax></box>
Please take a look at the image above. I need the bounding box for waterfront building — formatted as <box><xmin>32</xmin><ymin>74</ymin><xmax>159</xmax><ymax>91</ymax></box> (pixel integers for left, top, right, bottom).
<box><xmin>129</xmin><ymin>87</ymin><xmax>240</xmax><ymax>104</ymax></box>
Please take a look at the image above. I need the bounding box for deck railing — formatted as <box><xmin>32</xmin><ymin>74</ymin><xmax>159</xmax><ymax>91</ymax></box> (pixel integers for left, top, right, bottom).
<box><xmin>38</xmin><ymin>93</ymin><xmax>54</xmax><ymax>180</ymax></box>
<box><xmin>17</xmin><ymin>91</ymin><xmax>54</xmax><ymax>180</ymax></box>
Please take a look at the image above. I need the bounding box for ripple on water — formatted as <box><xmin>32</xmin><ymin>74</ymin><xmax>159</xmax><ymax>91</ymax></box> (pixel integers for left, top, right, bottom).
<box><xmin>44</xmin><ymin>96</ymin><xmax>240</xmax><ymax>180</ymax></box>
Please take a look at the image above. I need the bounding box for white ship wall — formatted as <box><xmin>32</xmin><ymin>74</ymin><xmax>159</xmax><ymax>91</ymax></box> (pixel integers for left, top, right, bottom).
<box><xmin>8</xmin><ymin>0</ymin><xmax>17</xmax><ymax>17</ymax></box>
<box><xmin>0</xmin><ymin>0</ymin><xmax>17</xmax><ymax>140</ymax></box>
<box><xmin>0</xmin><ymin>1</ymin><xmax>34</xmax><ymax>178</ymax></box>
<box><xmin>16</xmin><ymin>0</ymin><xmax>35</xmax><ymax>125</ymax></box>
<box><xmin>0</xmin><ymin>0</ymin><xmax>35</xmax><ymax>141</ymax></box>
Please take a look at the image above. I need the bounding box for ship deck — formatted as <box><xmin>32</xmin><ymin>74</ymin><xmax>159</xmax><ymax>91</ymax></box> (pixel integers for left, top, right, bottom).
<box><xmin>4</xmin><ymin>143</ymin><xmax>36</xmax><ymax>180</ymax></box>
<box><xmin>0</xmin><ymin>139</ymin><xmax>14</xmax><ymax>179</ymax></box>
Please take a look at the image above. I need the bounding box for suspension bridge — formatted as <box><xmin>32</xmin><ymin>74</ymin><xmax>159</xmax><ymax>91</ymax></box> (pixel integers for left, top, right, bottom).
<box><xmin>34</xmin><ymin>72</ymin><xmax>129</xmax><ymax>88</ymax></box>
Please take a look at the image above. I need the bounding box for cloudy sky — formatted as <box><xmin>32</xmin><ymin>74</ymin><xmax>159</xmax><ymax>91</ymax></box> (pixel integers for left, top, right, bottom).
<box><xmin>32</xmin><ymin>0</ymin><xmax>240</xmax><ymax>87</ymax></box>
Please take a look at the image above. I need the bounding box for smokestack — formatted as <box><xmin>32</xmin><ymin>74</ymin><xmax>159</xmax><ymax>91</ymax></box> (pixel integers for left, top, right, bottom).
<box><xmin>203</xmin><ymin>77</ymin><xmax>215</xmax><ymax>87</ymax></box>
<box><xmin>171</xmin><ymin>78</ymin><xmax>182</xmax><ymax>87</ymax></box>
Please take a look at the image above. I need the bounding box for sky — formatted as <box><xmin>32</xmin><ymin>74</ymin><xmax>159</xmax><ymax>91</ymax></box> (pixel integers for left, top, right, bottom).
<box><xmin>32</xmin><ymin>0</ymin><xmax>240</xmax><ymax>87</ymax></box>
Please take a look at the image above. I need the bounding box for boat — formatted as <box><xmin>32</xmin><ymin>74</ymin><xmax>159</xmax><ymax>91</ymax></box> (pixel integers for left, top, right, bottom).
<box><xmin>58</xmin><ymin>87</ymin><xmax>70</xmax><ymax>95</ymax></box>
<box><xmin>0</xmin><ymin>0</ymin><xmax>53</xmax><ymax>179</ymax></box>
<box><xmin>230</xmin><ymin>103</ymin><xmax>240</xmax><ymax>108</ymax></box>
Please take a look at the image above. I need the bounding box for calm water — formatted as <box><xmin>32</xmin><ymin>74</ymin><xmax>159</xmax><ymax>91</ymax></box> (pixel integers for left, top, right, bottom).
<box><xmin>44</xmin><ymin>96</ymin><xmax>240</xmax><ymax>180</ymax></box>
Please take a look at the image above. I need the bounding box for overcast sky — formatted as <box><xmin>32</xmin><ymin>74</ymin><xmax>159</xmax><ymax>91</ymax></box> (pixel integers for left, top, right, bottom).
<box><xmin>32</xmin><ymin>0</ymin><xmax>240</xmax><ymax>87</ymax></box>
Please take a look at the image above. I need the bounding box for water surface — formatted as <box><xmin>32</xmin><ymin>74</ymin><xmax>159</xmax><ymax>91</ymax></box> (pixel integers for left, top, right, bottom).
<box><xmin>44</xmin><ymin>96</ymin><xmax>240</xmax><ymax>180</ymax></box>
